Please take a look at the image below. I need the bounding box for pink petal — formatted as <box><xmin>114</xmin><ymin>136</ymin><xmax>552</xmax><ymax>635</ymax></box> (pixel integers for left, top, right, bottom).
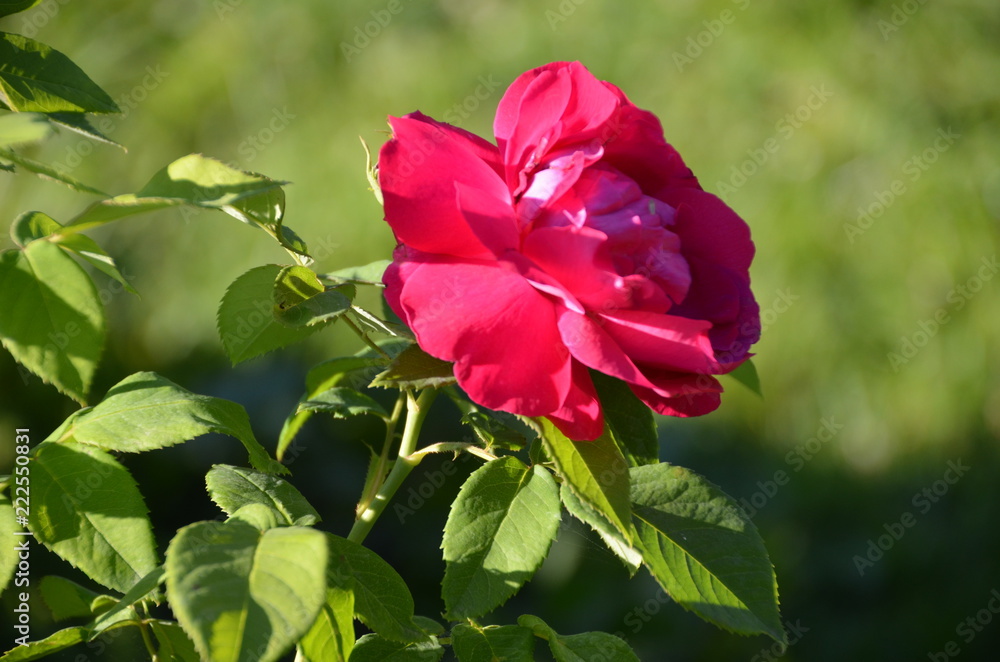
<box><xmin>380</xmin><ymin>114</ymin><xmax>513</xmax><ymax>258</ymax></box>
<box><xmin>556</xmin><ymin>306</ymin><xmax>658</xmax><ymax>389</ymax></box>
<box><xmin>397</xmin><ymin>259</ymin><xmax>572</xmax><ymax>416</ymax></box>
<box><xmin>599</xmin><ymin>310</ymin><xmax>716</xmax><ymax>373</ymax></box>
<box><xmin>663</xmin><ymin>188</ymin><xmax>754</xmax><ymax>277</ymax></box>
<box><xmin>545</xmin><ymin>361</ymin><xmax>604</xmax><ymax>441</ymax></box>
<box><xmin>629</xmin><ymin>372</ymin><xmax>723</xmax><ymax>417</ymax></box>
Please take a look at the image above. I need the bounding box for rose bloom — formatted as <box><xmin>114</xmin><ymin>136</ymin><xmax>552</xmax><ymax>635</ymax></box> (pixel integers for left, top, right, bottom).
<box><xmin>379</xmin><ymin>61</ymin><xmax>759</xmax><ymax>441</ymax></box>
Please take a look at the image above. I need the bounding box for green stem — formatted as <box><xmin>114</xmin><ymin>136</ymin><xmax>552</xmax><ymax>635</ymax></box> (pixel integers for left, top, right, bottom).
<box><xmin>136</xmin><ymin>605</ymin><xmax>158</xmax><ymax>661</ymax></box>
<box><xmin>342</xmin><ymin>313</ymin><xmax>391</xmax><ymax>360</ymax></box>
<box><xmin>348</xmin><ymin>388</ymin><xmax>437</xmax><ymax>544</ymax></box>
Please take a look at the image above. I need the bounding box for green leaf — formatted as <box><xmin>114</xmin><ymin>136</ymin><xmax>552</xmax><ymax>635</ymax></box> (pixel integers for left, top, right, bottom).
<box><xmin>149</xmin><ymin>621</ymin><xmax>200</xmax><ymax>662</ymax></box>
<box><xmin>442</xmin><ymin>457</ymin><xmax>561</xmax><ymax>620</ymax></box>
<box><xmin>64</xmin><ymin>154</ymin><xmax>286</xmax><ymax>233</ymax></box>
<box><xmin>223</xmin><ymin>185</ymin><xmax>310</xmax><ymax>261</ymax></box>
<box><xmin>206</xmin><ymin>464</ymin><xmax>320</xmax><ymax>527</ymax></box>
<box><xmin>0</xmin><ymin>494</ymin><xmax>18</xmax><ymax>596</ymax></box>
<box><xmin>90</xmin><ymin>566</ymin><xmax>166</xmax><ymax>636</ymax></box>
<box><xmin>165</xmin><ymin>520</ymin><xmax>328</xmax><ymax>662</ymax></box>
<box><xmin>370</xmin><ymin>344</ymin><xmax>456</xmax><ymax>390</ymax></box>
<box><xmin>55</xmin><ymin>371</ymin><xmax>287</xmax><ymax>474</ymax></box>
<box><xmin>559</xmin><ymin>484</ymin><xmax>641</xmax><ymax>575</ymax></box>
<box><xmin>273</xmin><ymin>265</ymin><xmax>354</xmax><ymax>327</ymax></box>
<box><xmin>323</xmin><ymin>259</ymin><xmax>391</xmax><ymax>286</ymax></box>
<box><xmin>728</xmin><ymin>358</ymin><xmax>763</xmax><ymax>397</ymax></box>
<box><xmin>348</xmin><ymin>635</ymin><xmax>443</xmax><ymax>662</ymax></box>
<box><xmin>0</xmin><ymin>2</ymin><xmax>42</xmax><ymax>19</ymax></box>
<box><xmin>0</xmin><ymin>111</ymin><xmax>53</xmax><ymax>147</ymax></box>
<box><xmin>516</xmin><ymin>615</ymin><xmax>639</xmax><ymax>662</ymax></box>
<box><xmin>218</xmin><ymin>265</ymin><xmax>324</xmax><ymax>365</ymax></box>
<box><xmin>0</xmin><ymin>240</ymin><xmax>105</xmax><ymax>403</ymax></box>
<box><xmin>591</xmin><ymin>372</ymin><xmax>658</xmax><ymax>467</ymax></box>
<box><xmin>277</xmin><ymin>355</ymin><xmax>386</xmax><ymax>461</ymax></box>
<box><xmin>0</xmin><ymin>33</ymin><xmax>119</xmax><ymax>113</ymax></box>
<box><xmin>536</xmin><ymin>419</ymin><xmax>632</xmax><ymax>544</ymax></box>
<box><xmin>11</xmin><ymin>211</ymin><xmax>137</xmax><ymax>294</ymax></box>
<box><xmin>298</xmin><ymin>587</ymin><xmax>355</xmax><ymax>662</ymax></box>
<box><xmin>298</xmin><ymin>387</ymin><xmax>389</xmax><ymax>420</ymax></box>
<box><xmin>39</xmin><ymin>576</ymin><xmax>115</xmax><ymax>621</ymax></box>
<box><xmin>47</xmin><ymin>112</ymin><xmax>123</xmax><ymax>147</ymax></box>
<box><xmin>630</xmin><ymin>463</ymin><xmax>785</xmax><ymax>643</ymax></box>
<box><xmin>29</xmin><ymin>441</ymin><xmax>157</xmax><ymax>594</ymax></box>
<box><xmin>451</xmin><ymin>624</ymin><xmax>535</xmax><ymax>662</ymax></box>
<box><xmin>325</xmin><ymin>533</ymin><xmax>425</xmax><ymax>643</ymax></box>
<box><xmin>0</xmin><ymin>146</ymin><xmax>107</xmax><ymax>194</ymax></box>
<box><xmin>0</xmin><ymin>627</ymin><xmax>87</xmax><ymax>661</ymax></box>
<box><xmin>412</xmin><ymin>616</ymin><xmax>444</xmax><ymax>636</ymax></box>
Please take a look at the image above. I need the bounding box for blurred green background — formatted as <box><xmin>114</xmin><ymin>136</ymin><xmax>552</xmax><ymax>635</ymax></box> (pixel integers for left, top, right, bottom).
<box><xmin>2</xmin><ymin>0</ymin><xmax>999</xmax><ymax>659</ymax></box>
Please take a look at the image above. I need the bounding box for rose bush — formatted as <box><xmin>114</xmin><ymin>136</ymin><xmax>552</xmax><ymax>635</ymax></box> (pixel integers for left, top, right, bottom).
<box><xmin>379</xmin><ymin>61</ymin><xmax>759</xmax><ymax>440</ymax></box>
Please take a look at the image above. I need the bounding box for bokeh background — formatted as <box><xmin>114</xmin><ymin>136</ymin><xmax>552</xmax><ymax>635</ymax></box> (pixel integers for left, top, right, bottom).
<box><xmin>2</xmin><ymin>0</ymin><xmax>999</xmax><ymax>659</ymax></box>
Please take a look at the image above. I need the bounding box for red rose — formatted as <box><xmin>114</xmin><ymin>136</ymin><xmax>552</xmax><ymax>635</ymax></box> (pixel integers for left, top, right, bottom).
<box><xmin>379</xmin><ymin>61</ymin><xmax>759</xmax><ymax>441</ymax></box>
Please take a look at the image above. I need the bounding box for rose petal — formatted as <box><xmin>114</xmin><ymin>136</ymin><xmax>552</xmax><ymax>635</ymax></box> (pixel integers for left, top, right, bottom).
<box><xmin>545</xmin><ymin>360</ymin><xmax>604</xmax><ymax>441</ymax></box>
<box><xmin>397</xmin><ymin>259</ymin><xmax>572</xmax><ymax>416</ymax></box>
<box><xmin>599</xmin><ymin>310</ymin><xmax>716</xmax><ymax>373</ymax></box>
<box><xmin>629</xmin><ymin>372</ymin><xmax>723</xmax><ymax>417</ymax></box>
<box><xmin>380</xmin><ymin>114</ymin><xmax>513</xmax><ymax>258</ymax></box>
<box><xmin>663</xmin><ymin>189</ymin><xmax>755</xmax><ymax>277</ymax></box>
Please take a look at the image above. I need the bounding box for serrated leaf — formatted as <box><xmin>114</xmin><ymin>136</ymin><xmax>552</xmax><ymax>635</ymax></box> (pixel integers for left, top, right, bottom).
<box><xmin>370</xmin><ymin>344</ymin><xmax>455</xmax><ymax>390</ymax></box>
<box><xmin>0</xmin><ymin>111</ymin><xmax>53</xmax><ymax>147</ymax></box>
<box><xmin>559</xmin><ymin>484</ymin><xmax>641</xmax><ymax>574</ymax></box>
<box><xmin>442</xmin><ymin>457</ymin><xmax>561</xmax><ymax>620</ymax></box>
<box><xmin>54</xmin><ymin>371</ymin><xmax>287</xmax><ymax>475</ymax></box>
<box><xmin>218</xmin><ymin>265</ymin><xmax>323</xmax><ymax>365</ymax></box>
<box><xmin>325</xmin><ymin>533</ymin><xmax>425</xmax><ymax>643</ymax></box>
<box><xmin>0</xmin><ymin>146</ymin><xmax>106</xmax><ymax>194</ymax></box>
<box><xmin>0</xmin><ymin>627</ymin><xmax>87</xmax><ymax>661</ymax></box>
<box><xmin>348</xmin><ymin>634</ymin><xmax>443</xmax><ymax>662</ymax></box>
<box><xmin>591</xmin><ymin>372</ymin><xmax>658</xmax><ymax>467</ymax></box>
<box><xmin>149</xmin><ymin>621</ymin><xmax>200</xmax><ymax>662</ymax></box>
<box><xmin>412</xmin><ymin>616</ymin><xmax>444</xmax><ymax>636</ymax></box>
<box><xmin>277</xmin><ymin>355</ymin><xmax>387</xmax><ymax>461</ymax></box>
<box><xmin>90</xmin><ymin>566</ymin><xmax>166</xmax><ymax>636</ymax></box>
<box><xmin>298</xmin><ymin>387</ymin><xmax>389</xmax><ymax>420</ymax></box>
<box><xmin>0</xmin><ymin>240</ymin><xmax>105</xmax><ymax>403</ymax></box>
<box><xmin>0</xmin><ymin>495</ymin><xmax>18</xmax><ymax>596</ymax></box>
<box><xmin>223</xmin><ymin>185</ymin><xmax>310</xmax><ymax>261</ymax></box>
<box><xmin>206</xmin><ymin>464</ymin><xmax>320</xmax><ymax>527</ymax></box>
<box><xmin>728</xmin><ymin>358</ymin><xmax>762</xmax><ymax>397</ymax></box>
<box><xmin>536</xmin><ymin>419</ymin><xmax>632</xmax><ymax>545</ymax></box>
<box><xmin>299</xmin><ymin>586</ymin><xmax>354</xmax><ymax>662</ymax></box>
<box><xmin>451</xmin><ymin>624</ymin><xmax>535</xmax><ymax>662</ymax></box>
<box><xmin>516</xmin><ymin>615</ymin><xmax>639</xmax><ymax>662</ymax></box>
<box><xmin>0</xmin><ymin>33</ymin><xmax>119</xmax><ymax>113</ymax></box>
<box><xmin>0</xmin><ymin>2</ymin><xmax>42</xmax><ymax>19</ymax></box>
<box><xmin>47</xmin><ymin>112</ymin><xmax>123</xmax><ymax>147</ymax></box>
<box><xmin>11</xmin><ymin>211</ymin><xmax>137</xmax><ymax>294</ymax></box>
<box><xmin>459</xmin><ymin>408</ymin><xmax>533</xmax><ymax>452</ymax></box>
<box><xmin>29</xmin><ymin>441</ymin><xmax>157</xmax><ymax>593</ymax></box>
<box><xmin>39</xmin><ymin>576</ymin><xmax>114</xmax><ymax>621</ymax></box>
<box><xmin>273</xmin><ymin>265</ymin><xmax>353</xmax><ymax>327</ymax></box>
<box><xmin>323</xmin><ymin>259</ymin><xmax>391</xmax><ymax>286</ymax></box>
<box><xmin>165</xmin><ymin>520</ymin><xmax>328</xmax><ymax>662</ymax></box>
<box><xmin>63</xmin><ymin>154</ymin><xmax>285</xmax><ymax>233</ymax></box>
<box><xmin>630</xmin><ymin>463</ymin><xmax>785</xmax><ymax>643</ymax></box>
